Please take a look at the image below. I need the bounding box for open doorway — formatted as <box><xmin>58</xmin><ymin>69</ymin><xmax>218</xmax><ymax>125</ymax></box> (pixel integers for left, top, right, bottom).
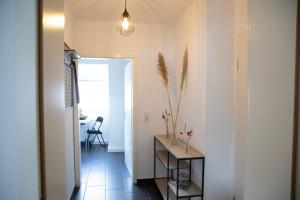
<box><xmin>75</xmin><ymin>57</ymin><xmax>134</xmax><ymax>199</ymax></box>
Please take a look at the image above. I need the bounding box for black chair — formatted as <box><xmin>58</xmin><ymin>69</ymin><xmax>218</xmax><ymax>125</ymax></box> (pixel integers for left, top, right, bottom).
<box><xmin>86</xmin><ymin>116</ymin><xmax>106</xmax><ymax>150</ymax></box>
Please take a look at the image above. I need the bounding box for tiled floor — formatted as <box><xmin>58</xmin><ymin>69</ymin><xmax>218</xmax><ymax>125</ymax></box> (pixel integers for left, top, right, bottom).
<box><xmin>74</xmin><ymin>144</ymin><xmax>163</xmax><ymax>200</ymax></box>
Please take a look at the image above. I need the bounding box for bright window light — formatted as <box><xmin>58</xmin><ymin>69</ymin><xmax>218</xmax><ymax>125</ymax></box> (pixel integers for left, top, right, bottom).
<box><xmin>78</xmin><ymin>63</ymin><xmax>110</xmax><ymax>123</ymax></box>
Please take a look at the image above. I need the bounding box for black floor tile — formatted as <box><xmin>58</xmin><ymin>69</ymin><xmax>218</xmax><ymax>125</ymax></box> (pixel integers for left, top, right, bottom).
<box><xmin>106</xmin><ymin>173</ymin><xmax>124</xmax><ymax>190</ymax></box>
<box><xmin>106</xmin><ymin>190</ymin><xmax>127</xmax><ymax>200</ymax></box>
<box><xmin>127</xmin><ymin>192</ymin><xmax>150</xmax><ymax>200</ymax></box>
<box><xmin>120</xmin><ymin>163</ymin><xmax>131</xmax><ymax>178</ymax></box>
<box><xmin>106</xmin><ymin>161</ymin><xmax>122</xmax><ymax>174</ymax></box>
<box><xmin>74</xmin><ymin>145</ymin><xmax>162</xmax><ymax>200</ymax></box>
<box><xmin>140</xmin><ymin>183</ymin><xmax>163</xmax><ymax>200</ymax></box>
<box><xmin>123</xmin><ymin>177</ymin><xmax>145</xmax><ymax>194</ymax></box>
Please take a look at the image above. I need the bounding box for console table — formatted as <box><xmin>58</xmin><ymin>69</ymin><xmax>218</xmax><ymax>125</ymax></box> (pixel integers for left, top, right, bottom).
<box><xmin>154</xmin><ymin>135</ymin><xmax>205</xmax><ymax>200</ymax></box>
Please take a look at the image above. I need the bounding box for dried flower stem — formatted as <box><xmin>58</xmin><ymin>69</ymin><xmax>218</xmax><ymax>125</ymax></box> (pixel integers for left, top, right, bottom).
<box><xmin>167</xmin><ymin>88</ymin><xmax>175</xmax><ymax>133</ymax></box>
<box><xmin>157</xmin><ymin>52</ymin><xmax>175</xmax><ymax>140</ymax></box>
<box><xmin>174</xmin><ymin>49</ymin><xmax>188</xmax><ymax>138</ymax></box>
<box><xmin>157</xmin><ymin>50</ymin><xmax>188</xmax><ymax>145</ymax></box>
<box><xmin>162</xmin><ymin>110</ymin><xmax>170</xmax><ymax>138</ymax></box>
<box><xmin>174</xmin><ymin>91</ymin><xmax>182</xmax><ymax>134</ymax></box>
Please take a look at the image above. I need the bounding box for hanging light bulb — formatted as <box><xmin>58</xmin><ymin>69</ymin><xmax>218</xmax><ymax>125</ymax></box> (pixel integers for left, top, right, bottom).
<box><xmin>117</xmin><ymin>0</ymin><xmax>135</xmax><ymax>36</ymax></box>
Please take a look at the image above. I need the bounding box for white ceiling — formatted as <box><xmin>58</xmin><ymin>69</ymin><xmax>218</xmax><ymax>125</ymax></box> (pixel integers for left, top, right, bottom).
<box><xmin>66</xmin><ymin>0</ymin><xmax>195</xmax><ymax>24</ymax></box>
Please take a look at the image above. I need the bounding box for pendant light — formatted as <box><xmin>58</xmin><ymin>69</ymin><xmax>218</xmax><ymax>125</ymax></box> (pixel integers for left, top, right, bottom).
<box><xmin>117</xmin><ymin>0</ymin><xmax>135</xmax><ymax>36</ymax></box>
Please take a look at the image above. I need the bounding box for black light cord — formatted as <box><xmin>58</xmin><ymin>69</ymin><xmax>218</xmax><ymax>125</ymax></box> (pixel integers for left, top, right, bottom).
<box><xmin>125</xmin><ymin>0</ymin><xmax>128</xmax><ymax>9</ymax></box>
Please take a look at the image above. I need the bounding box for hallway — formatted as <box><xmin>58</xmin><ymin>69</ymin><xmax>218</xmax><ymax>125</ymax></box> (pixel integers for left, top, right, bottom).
<box><xmin>1</xmin><ymin>0</ymin><xmax>298</xmax><ymax>199</ymax></box>
<box><xmin>74</xmin><ymin>145</ymin><xmax>162</xmax><ymax>200</ymax></box>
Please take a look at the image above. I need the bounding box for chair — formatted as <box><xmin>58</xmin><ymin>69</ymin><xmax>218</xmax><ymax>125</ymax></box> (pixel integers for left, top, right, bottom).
<box><xmin>86</xmin><ymin>116</ymin><xmax>106</xmax><ymax>150</ymax></box>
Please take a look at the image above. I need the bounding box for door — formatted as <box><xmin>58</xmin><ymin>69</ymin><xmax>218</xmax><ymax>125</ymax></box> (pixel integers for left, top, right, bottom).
<box><xmin>293</xmin><ymin>2</ymin><xmax>300</xmax><ymax>199</ymax></box>
<box><xmin>124</xmin><ymin>61</ymin><xmax>133</xmax><ymax>177</ymax></box>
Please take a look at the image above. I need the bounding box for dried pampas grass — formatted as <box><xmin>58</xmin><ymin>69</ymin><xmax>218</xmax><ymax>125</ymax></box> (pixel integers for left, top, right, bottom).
<box><xmin>157</xmin><ymin>52</ymin><xmax>175</xmax><ymax>132</ymax></box>
<box><xmin>180</xmin><ymin>49</ymin><xmax>188</xmax><ymax>91</ymax></box>
<box><xmin>157</xmin><ymin>49</ymin><xmax>189</xmax><ymax>145</ymax></box>
<box><xmin>175</xmin><ymin>49</ymin><xmax>188</xmax><ymax>132</ymax></box>
<box><xmin>157</xmin><ymin>52</ymin><xmax>168</xmax><ymax>87</ymax></box>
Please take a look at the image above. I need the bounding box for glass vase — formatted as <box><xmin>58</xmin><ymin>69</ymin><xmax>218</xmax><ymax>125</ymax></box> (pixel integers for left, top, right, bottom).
<box><xmin>185</xmin><ymin>142</ymin><xmax>189</xmax><ymax>153</ymax></box>
<box><xmin>171</xmin><ymin>128</ymin><xmax>177</xmax><ymax>145</ymax></box>
<box><xmin>166</xmin><ymin>125</ymin><xmax>169</xmax><ymax>138</ymax></box>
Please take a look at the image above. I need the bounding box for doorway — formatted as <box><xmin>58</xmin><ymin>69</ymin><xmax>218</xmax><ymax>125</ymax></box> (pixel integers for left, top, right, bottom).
<box><xmin>75</xmin><ymin>58</ymin><xmax>135</xmax><ymax>199</ymax></box>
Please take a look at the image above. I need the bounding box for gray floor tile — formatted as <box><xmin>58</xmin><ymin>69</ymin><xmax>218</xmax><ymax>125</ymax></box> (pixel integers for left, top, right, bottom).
<box><xmin>75</xmin><ymin>145</ymin><xmax>162</xmax><ymax>200</ymax></box>
<box><xmin>84</xmin><ymin>186</ymin><xmax>105</xmax><ymax>200</ymax></box>
<box><xmin>106</xmin><ymin>173</ymin><xmax>124</xmax><ymax>190</ymax></box>
<box><xmin>126</xmin><ymin>192</ymin><xmax>150</xmax><ymax>200</ymax></box>
<box><xmin>87</xmin><ymin>172</ymin><xmax>106</xmax><ymax>186</ymax></box>
<box><xmin>123</xmin><ymin>177</ymin><xmax>145</xmax><ymax>194</ymax></box>
<box><xmin>106</xmin><ymin>161</ymin><xmax>122</xmax><ymax>174</ymax></box>
<box><xmin>106</xmin><ymin>189</ymin><xmax>127</xmax><ymax>200</ymax></box>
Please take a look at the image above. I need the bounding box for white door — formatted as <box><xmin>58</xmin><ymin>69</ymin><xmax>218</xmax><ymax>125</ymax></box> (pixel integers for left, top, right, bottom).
<box><xmin>124</xmin><ymin>61</ymin><xmax>133</xmax><ymax>177</ymax></box>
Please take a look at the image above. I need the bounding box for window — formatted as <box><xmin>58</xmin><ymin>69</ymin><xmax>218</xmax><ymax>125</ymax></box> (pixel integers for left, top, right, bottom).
<box><xmin>78</xmin><ymin>63</ymin><xmax>110</xmax><ymax>122</ymax></box>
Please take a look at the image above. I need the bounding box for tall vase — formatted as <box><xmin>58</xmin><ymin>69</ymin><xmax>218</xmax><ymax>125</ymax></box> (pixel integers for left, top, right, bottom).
<box><xmin>166</xmin><ymin>125</ymin><xmax>169</xmax><ymax>138</ymax></box>
<box><xmin>172</xmin><ymin>127</ymin><xmax>177</xmax><ymax>145</ymax></box>
<box><xmin>185</xmin><ymin>141</ymin><xmax>189</xmax><ymax>153</ymax></box>
<box><xmin>185</xmin><ymin>137</ymin><xmax>191</xmax><ymax>153</ymax></box>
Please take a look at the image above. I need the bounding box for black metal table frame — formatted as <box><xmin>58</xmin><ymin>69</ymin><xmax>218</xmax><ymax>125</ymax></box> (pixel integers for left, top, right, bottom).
<box><xmin>154</xmin><ymin>137</ymin><xmax>205</xmax><ymax>200</ymax></box>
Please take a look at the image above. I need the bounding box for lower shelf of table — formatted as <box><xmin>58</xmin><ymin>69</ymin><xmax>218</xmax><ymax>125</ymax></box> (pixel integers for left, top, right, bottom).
<box><xmin>155</xmin><ymin>178</ymin><xmax>202</xmax><ymax>200</ymax></box>
<box><xmin>155</xmin><ymin>178</ymin><xmax>175</xmax><ymax>200</ymax></box>
<box><xmin>168</xmin><ymin>180</ymin><xmax>202</xmax><ymax>198</ymax></box>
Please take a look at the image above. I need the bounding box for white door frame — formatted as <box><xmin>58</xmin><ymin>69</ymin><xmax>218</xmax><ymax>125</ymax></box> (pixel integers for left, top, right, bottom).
<box><xmin>73</xmin><ymin>57</ymin><xmax>137</xmax><ymax>184</ymax></box>
<box><xmin>73</xmin><ymin>60</ymin><xmax>81</xmax><ymax>187</ymax></box>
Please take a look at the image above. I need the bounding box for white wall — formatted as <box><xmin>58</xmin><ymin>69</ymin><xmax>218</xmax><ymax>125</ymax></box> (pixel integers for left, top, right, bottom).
<box><xmin>170</xmin><ymin>0</ymin><xmax>236</xmax><ymax>198</ymax></box>
<box><xmin>72</xmin><ymin>21</ymin><xmax>171</xmax><ymax>179</ymax></box>
<box><xmin>65</xmin><ymin>109</ymin><xmax>75</xmax><ymax>197</ymax></box>
<box><xmin>0</xmin><ymin>0</ymin><xmax>40</xmax><ymax>199</ymax></box>
<box><xmin>64</xmin><ymin>1</ymin><xmax>76</xmax><ymax>194</ymax></box>
<box><xmin>205</xmin><ymin>0</ymin><xmax>236</xmax><ymax>199</ymax></box>
<box><xmin>124</xmin><ymin>62</ymin><xmax>134</xmax><ymax>176</ymax></box>
<box><xmin>108</xmin><ymin>60</ymin><xmax>129</xmax><ymax>152</ymax></box>
<box><xmin>234</xmin><ymin>0</ymin><xmax>248</xmax><ymax>199</ymax></box>
<box><xmin>64</xmin><ymin>1</ymin><xmax>74</xmax><ymax>46</ymax></box>
<box><xmin>0</xmin><ymin>3</ymin><xmax>17</xmax><ymax>199</ymax></box>
<box><xmin>242</xmin><ymin>0</ymin><xmax>297</xmax><ymax>199</ymax></box>
<box><xmin>234</xmin><ymin>0</ymin><xmax>298</xmax><ymax>199</ymax></box>
<box><xmin>42</xmin><ymin>0</ymin><xmax>75</xmax><ymax>198</ymax></box>
<box><xmin>170</xmin><ymin>0</ymin><xmax>206</xmax><ymax>192</ymax></box>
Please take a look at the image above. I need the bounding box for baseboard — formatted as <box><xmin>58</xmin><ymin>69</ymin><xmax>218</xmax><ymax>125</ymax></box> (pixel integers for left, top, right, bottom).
<box><xmin>107</xmin><ymin>146</ymin><xmax>124</xmax><ymax>152</ymax></box>
<box><xmin>136</xmin><ymin>178</ymin><xmax>155</xmax><ymax>185</ymax></box>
